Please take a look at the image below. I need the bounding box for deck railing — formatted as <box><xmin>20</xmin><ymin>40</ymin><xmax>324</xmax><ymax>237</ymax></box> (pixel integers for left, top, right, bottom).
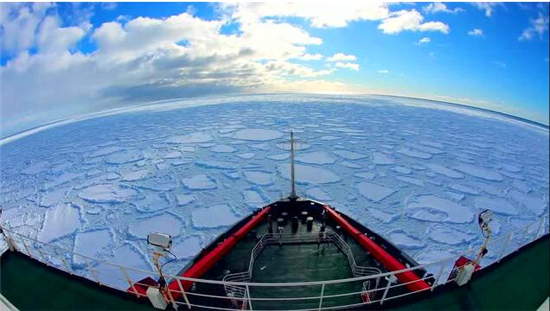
<box><xmin>1</xmin><ymin>215</ymin><xmax>548</xmax><ymax>311</ymax></box>
<box><xmin>222</xmin><ymin>231</ymin><xmax>381</xmax><ymax>299</ymax></box>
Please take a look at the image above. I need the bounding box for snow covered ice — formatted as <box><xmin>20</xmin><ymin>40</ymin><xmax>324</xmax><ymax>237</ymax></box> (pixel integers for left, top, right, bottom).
<box><xmin>0</xmin><ymin>94</ymin><xmax>548</xmax><ymax>289</ymax></box>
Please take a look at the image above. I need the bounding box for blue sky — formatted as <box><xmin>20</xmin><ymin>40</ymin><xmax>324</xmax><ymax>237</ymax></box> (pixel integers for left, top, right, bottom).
<box><xmin>0</xmin><ymin>2</ymin><xmax>548</xmax><ymax>137</ymax></box>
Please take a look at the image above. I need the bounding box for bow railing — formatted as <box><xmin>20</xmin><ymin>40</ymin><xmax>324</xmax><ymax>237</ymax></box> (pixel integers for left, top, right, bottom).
<box><xmin>1</xmin><ymin>215</ymin><xmax>547</xmax><ymax>310</ymax></box>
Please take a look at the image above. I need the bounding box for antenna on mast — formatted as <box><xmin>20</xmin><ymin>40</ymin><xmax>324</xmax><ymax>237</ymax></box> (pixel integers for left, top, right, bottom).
<box><xmin>277</xmin><ymin>130</ymin><xmax>306</xmax><ymax>201</ymax></box>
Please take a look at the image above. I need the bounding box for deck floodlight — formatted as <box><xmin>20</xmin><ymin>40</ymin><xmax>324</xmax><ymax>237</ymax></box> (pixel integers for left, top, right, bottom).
<box><xmin>147</xmin><ymin>232</ymin><xmax>172</xmax><ymax>251</ymax></box>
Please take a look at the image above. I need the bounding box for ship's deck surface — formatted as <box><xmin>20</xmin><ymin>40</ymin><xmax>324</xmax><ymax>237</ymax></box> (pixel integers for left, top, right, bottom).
<box><xmin>191</xmin><ymin>216</ymin><xmax>387</xmax><ymax>309</ymax></box>
<box><xmin>0</xmin><ymin>235</ymin><xmax>548</xmax><ymax>310</ymax></box>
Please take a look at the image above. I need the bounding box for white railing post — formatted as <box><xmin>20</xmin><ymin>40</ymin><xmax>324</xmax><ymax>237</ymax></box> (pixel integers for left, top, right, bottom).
<box><xmin>164</xmin><ymin>281</ymin><xmax>178</xmax><ymax>310</ymax></box>
<box><xmin>246</xmin><ymin>284</ymin><xmax>253</xmax><ymax>310</ymax></box>
<box><xmin>36</xmin><ymin>245</ymin><xmax>50</xmax><ymax>266</ymax></box>
<box><xmin>55</xmin><ymin>247</ymin><xmax>73</xmax><ymax>275</ymax></box>
<box><xmin>535</xmin><ymin>217</ymin><xmax>544</xmax><ymax>240</ymax></box>
<box><xmin>2</xmin><ymin>228</ymin><xmax>17</xmax><ymax>252</ymax></box>
<box><xmin>85</xmin><ymin>258</ymin><xmax>101</xmax><ymax>285</ymax></box>
<box><xmin>176</xmin><ymin>278</ymin><xmax>191</xmax><ymax>309</ymax></box>
<box><xmin>519</xmin><ymin>225</ymin><xmax>530</xmax><ymax>247</ymax></box>
<box><xmin>497</xmin><ymin>232</ymin><xmax>512</xmax><ymax>263</ymax></box>
<box><xmin>431</xmin><ymin>263</ymin><xmax>446</xmax><ymax>291</ymax></box>
<box><xmin>121</xmin><ymin>266</ymin><xmax>140</xmax><ymax>298</ymax></box>
<box><xmin>379</xmin><ymin>274</ymin><xmax>396</xmax><ymax>305</ymax></box>
<box><xmin>19</xmin><ymin>235</ymin><xmax>33</xmax><ymax>258</ymax></box>
<box><xmin>318</xmin><ymin>283</ymin><xmax>325</xmax><ymax>310</ymax></box>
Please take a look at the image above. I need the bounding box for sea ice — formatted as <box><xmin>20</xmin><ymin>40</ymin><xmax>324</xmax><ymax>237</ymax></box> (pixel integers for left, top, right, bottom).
<box><xmin>406</xmin><ymin>195</ymin><xmax>474</xmax><ymax>224</ymax></box>
<box><xmin>167</xmin><ymin>132</ymin><xmax>213</xmax><ymax>144</ymax></box>
<box><xmin>73</xmin><ymin>229</ymin><xmax>114</xmax><ymax>267</ymax></box>
<box><xmin>176</xmin><ymin>194</ymin><xmax>196</xmax><ymax>206</ymax></box>
<box><xmin>454</xmin><ymin>164</ymin><xmax>503</xmax><ymax>181</ymax></box>
<box><xmin>192</xmin><ymin>204</ymin><xmax>241</xmax><ymax>229</ymax></box>
<box><xmin>182</xmin><ymin>174</ymin><xmax>217</xmax><ymax>190</ymax></box>
<box><xmin>128</xmin><ymin>213</ymin><xmax>182</xmax><ymax>238</ymax></box>
<box><xmin>195</xmin><ymin>160</ymin><xmax>236</xmax><ymax>170</ymax></box>
<box><xmin>267</xmin><ymin>153</ymin><xmax>289</xmax><ymax>161</ymax></box>
<box><xmin>339</xmin><ymin>161</ymin><xmax>362</xmax><ymax>168</ymax></box>
<box><xmin>427</xmin><ymin>226</ymin><xmax>476</xmax><ymax>246</ymax></box>
<box><xmin>39</xmin><ymin>188</ymin><xmax>69</xmax><ymax>208</ymax></box>
<box><xmin>243</xmin><ymin>171</ymin><xmax>274</xmax><ymax>186</ymax></box>
<box><xmin>388</xmin><ymin>230</ymin><xmax>425</xmax><ymax>250</ymax></box>
<box><xmin>305</xmin><ymin>188</ymin><xmax>333</xmax><ymax>201</ymax></box>
<box><xmin>367</xmin><ymin>208</ymin><xmax>398</xmax><ymax>223</ymax></box>
<box><xmin>90</xmin><ymin>146</ymin><xmax>122</xmax><ymax>158</ymax></box>
<box><xmin>278</xmin><ymin>164</ymin><xmax>341</xmax><ymax>184</ymax></box>
<box><xmin>395</xmin><ymin>176</ymin><xmax>424</xmax><ymax>187</ymax></box>
<box><xmin>333</xmin><ymin>150</ymin><xmax>367</xmax><ymax>160</ymax></box>
<box><xmin>356</xmin><ymin>182</ymin><xmax>396</xmax><ymax>202</ymax></box>
<box><xmin>425</xmin><ymin>164</ymin><xmax>464</xmax><ymax>179</ymax></box>
<box><xmin>242</xmin><ymin>189</ymin><xmax>270</xmax><ymax>208</ymax></box>
<box><xmin>38</xmin><ymin>204</ymin><xmax>81</xmax><ymax>243</ymax></box>
<box><xmin>396</xmin><ymin>148</ymin><xmax>432</xmax><ymax>159</ymax></box>
<box><xmin>474</xmin><ymin>197</ymin><xmax>518</xmax><ymax>216</ymax></box>
<box><xmin>296</xmin><ymin>151</ymin><xmax>335</xmax><ymax>165</ymax></box>
<box><xmin>211</xmin><ymin>145</ymin><xmax>237</xmax><ymax>153</ymax></box>
<box><xmin>372</xmin><ymin>152</ymin><xmax>395</xmax><ymax>165</ymax></box>
<box><xmin>354</xmin><ymin>172</ymin><xmax>376</xmax><ymax>180</ymax></box>
<box><xmin>236</xmin><ymin>153</ymin><xmax>255</xmax><ymax>159</ymax></box>
<box><xmin>78</xmin><ymin>184</ymin><xmax>138</xmax><ymax>203</ymax></box>
<box><xmin>232</xmin><ymin>129</ymin><xmax>283</xmax><ymax>141</ymax></box>
<box><xmin>106</xmin><ymin>152</ymin><xmax>145</xmax><ymax>165</ymax></box>
<box><xmin>121</xmin><ymin>169</ymin><xmax>149</xmax><ymax>181</ymax></box>
<box><xmin>507</xmin><ymin>189</ymin><xmax>547</xmax><ymax>216</ymax></box>
<box><xmin>171</xmin><ymin>236</ymin><xmax>203</xmax><ymax>259</ymax></box>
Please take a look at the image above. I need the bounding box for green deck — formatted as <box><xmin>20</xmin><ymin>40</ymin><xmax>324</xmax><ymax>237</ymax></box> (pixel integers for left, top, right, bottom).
<box><xmin>1</xmin><ymin>235</ymin><xmax>548</xmax><ymax>310</ymax></box>
<box><xmin>191</xmin><ymin>217</ymin><xmax>384</xmax><ymax>310</ymax></box>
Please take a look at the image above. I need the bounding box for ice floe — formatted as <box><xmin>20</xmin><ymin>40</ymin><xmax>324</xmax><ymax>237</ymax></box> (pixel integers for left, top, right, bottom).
<box><xmin>192</xmin><ymin>204</ymin><xmax>241</xmax><ymax>229</ymax></box>
<box><xmin>38</xmin><ymin>204</ymin><xmax>81</xmax><ymax>243</ymax></box>
<box><xmin>232</xmin><ymin>129</ymin><xmax>283</xmax><ymax>141</ymax></box>
<box><xmin>182</xmin><ymin>174</ymin><xmax>217</xmax><ymax>190</ymax></box>
<box><xmin>357</xmin><ymin>182</ymin><xmax>396</xmax><ymax>202</ymax></box>
<box><xmin>128</xmin><ymin>213</ymin><xmax>183</xmax><ymax>238</ymax></box>
<box><xmin>278</xmin><ymin>164</ymin><xmax>341</xmax><ymax>184</ymax></box>
<box><xmin>243</xmin><ymin>171</ymin><xmax>274</xmax><ymax>186</ymax></box>
<box><xmin>167</xmin><ymin>132</ymin><xmax>213</xmax><ymax>144</ymax></box>
<box><xmin>78</xmin><ymin>184</ymin><xmax>137</xmax><ymax>203</ymax></box>
<box><xmin>406</xmin><ymin>195</ymin><xmax>474</xmax><ymax>224</ymax></box>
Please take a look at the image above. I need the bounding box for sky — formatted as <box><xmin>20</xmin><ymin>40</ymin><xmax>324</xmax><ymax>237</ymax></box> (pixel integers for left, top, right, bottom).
<box><xmin>0</xmin><ymin>2</ymin><xmax>549</xmax><ymax>138</ymax></box>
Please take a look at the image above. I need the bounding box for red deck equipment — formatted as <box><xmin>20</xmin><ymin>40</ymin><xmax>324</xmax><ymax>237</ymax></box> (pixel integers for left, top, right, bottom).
<box><xmin>323</xmin><ymin>205</ymin><xmax>431</xmax><ymax>292</ymax></box>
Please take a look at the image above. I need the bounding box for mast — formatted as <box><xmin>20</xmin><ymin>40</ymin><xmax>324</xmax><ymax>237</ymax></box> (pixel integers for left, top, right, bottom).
<box><xmin>289</xmin><ymin>131</ymin><xmax>297</xmax><ymax>200</ymax></box>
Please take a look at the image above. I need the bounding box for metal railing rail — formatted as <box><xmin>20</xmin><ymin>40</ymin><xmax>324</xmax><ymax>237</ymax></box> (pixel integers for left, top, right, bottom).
<box><xmin>222</xmin><ymin>231</ymin><xmax>381</xmax><ymax>299</ymax></box>
<box><xmin>1</xmin><ymin>214</ymin><xmax>547</xmax><ymax>311</ymax></box>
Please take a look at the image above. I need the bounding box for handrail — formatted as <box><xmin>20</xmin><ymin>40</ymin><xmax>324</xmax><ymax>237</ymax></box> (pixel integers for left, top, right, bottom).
<box><xmin>222</xmin><ymin>231</ymin><xmax>382</xmax><ymax>298</ymax></box>
<box><xmin>1</xmin><ymin>214</ymin><xmax>547</xmax><ymax>311</ymax></box>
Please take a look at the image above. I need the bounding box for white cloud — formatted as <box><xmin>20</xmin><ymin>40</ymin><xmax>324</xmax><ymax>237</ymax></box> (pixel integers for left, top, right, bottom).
<box><xmin>493</xmin><ymin>61</ymin><xmax>507</xmax><ymax>68</ymax></box>
<box><xmin>0</xmin><ymin>5</ymin><xmax>341</xmax><ymax>136</ymax></box>
<box><xmin>301</xmin><ymin>53</ymin><xmax>323</xmax><ymax>61</ymax></box>
<box><xmin>468</xmin><ymin>28</ymin><xmax>484</xmax><ymax>37</ymax></box>
<box><xmin>378</xmin><ymin>10</ymin><xmax>450</xmax><ymax>34</ymax></box>
<box><xmin>335</xmin><ymin>62</ymin><xmax>360</xmax><ymax>71</ymax></box>
<box><xmin>518</xmin><ymin>13</ymin><xmax>549</xmax><ymax>41</ymax></box>
<box><xmin>472</xmin><ymin>3</ymin><xmax>501</xmax><ymax>17</ymax></box>
<box><xmin>224</xmin><ymin>2</ymin><xmax>390</xmax><ymax>28</ymax></box>
<box><xmin>377</xmin><ymin>69</ymin><xmax>389</xmax><ymax>74</ymax></box>
<box><xmin>416</xmin><ymin>37</ymin><xmax>431</xmax><ymax>45</ymax></box>
<box><xmin>424</xmin><ymin>3</ymin><xmax>465</xmax><ymax>14</ymax></box>
<box><xmin>327</xmin><ymin>53</ymin><xmax>357</xmax><ymax>62</ymax></box>
<box><xmin>0</xmin><ymin>2</ymin><xmax>56</xmax><ymax>55</ymax></box>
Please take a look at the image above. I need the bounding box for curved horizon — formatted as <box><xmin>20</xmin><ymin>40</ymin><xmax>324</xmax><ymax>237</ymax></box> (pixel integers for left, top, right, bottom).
<box><xmin>1</xmin><ymin>93</ymin><xmax>547</xmax><ymax>146</ymax></box>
